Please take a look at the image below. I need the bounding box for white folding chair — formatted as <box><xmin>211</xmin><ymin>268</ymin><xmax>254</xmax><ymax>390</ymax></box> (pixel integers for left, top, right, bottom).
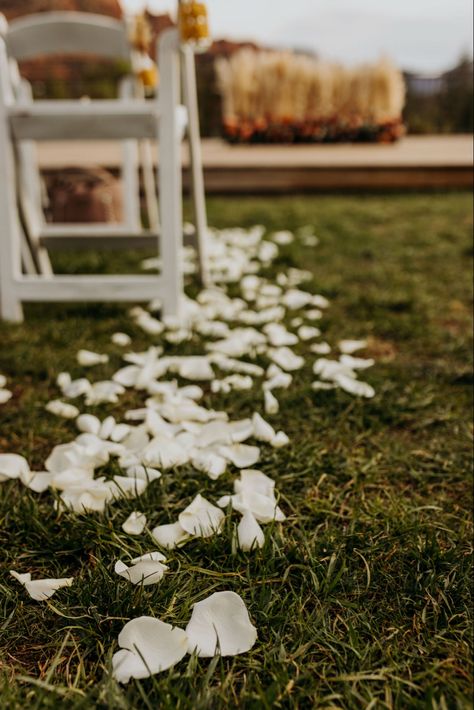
<box><xmin>1</xmin><ymin>13</ymin><xmax>145</xmax><ymax>270</ymax></box>
<box><xmin>1</xmin><ymin>19</ymin><xmax>186</xmax><ymax>321</ymax></box>
<box><xmin>0</xmin><ymin>12</ymin><xmax>209</xmax><ymax>322</ymax></box>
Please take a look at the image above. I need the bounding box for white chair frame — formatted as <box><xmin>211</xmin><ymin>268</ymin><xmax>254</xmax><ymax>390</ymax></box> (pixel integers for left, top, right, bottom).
<box><xmin>0</xmin><ymin>13</ymin><xmax>209</xmax><ymax>322</ymax></box>
<box><xmin>0</xmin><ymin>27</ymin><xmax>179</xmax><ymax>320</ymax></box>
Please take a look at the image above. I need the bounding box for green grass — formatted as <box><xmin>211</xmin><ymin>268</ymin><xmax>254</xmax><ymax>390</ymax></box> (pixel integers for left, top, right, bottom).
<box><xmin>0</xmin><ymin>192</ymin><xmax>472</xmax><ymax>709</ymax></box>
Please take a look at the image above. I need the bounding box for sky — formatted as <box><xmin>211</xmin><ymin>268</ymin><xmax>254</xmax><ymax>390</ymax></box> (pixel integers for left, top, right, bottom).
<box><xmin>126</xmin><ymin>0</ymin><xmax>474</xmax><ymax>73</ymax></box>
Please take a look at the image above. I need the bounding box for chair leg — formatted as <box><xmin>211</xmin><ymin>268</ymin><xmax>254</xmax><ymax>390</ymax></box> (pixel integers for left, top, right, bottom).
<box><xmin>182</xmin><ymin>46</ymin><xmax>211</xmax><ymax>288</ymax></box>
<box><xmin>158</xmin><ymin>30</ymin><xmax>184</xmax><ymax>318</ymax></box>
<box><xmin>0</xmin><ymin>112</ymin><xmax>23</xmax><ymax>321</ymax></box>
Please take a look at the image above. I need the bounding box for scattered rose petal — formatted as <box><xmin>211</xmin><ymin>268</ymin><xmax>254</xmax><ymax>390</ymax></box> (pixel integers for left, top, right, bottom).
<box><xmin>0</xmin><ymin>454</ymin><xmax>29</xmax><ymax>482</ymax></box>
<box><xmin>310</xmin><ymin>342</ymin><xmax>331</xmax><ymax>355</ymax></box>
<box><xmin>219</xmin><ymin>444</ymin><xmax>260</xmax><ymax>469</ymax></box>
<box><xmin>112</xmin><ymin>617</ymin><xmax>188</xmax><ymax>683</ymax></box>
<box><xmin>252</xmin><ymin>413</ymin><xmax>276</xmax><ymax>443</ymax></box>
<box><xmin>152</xmin><ymin>521</ymin><xmax>191</xmax><ymax>550</ymax></box>
<box><xmin>122</xmin><ymin>511</ymin><xmax>147</xmax><ymax>535</ymax></box>
<box><xmin>339</xmin><ymin>339</ymin><xmax>368</xmax><ymax>355</ymax></box>
<box><xmin>298</xmin><ymin>326</ymin><xmax>321</xmax><ymax>341</ymax></box>
<box><xmin>45</xmin><ymin>400</ymin><xmax>80</xmax><ymax>419</ymax></box>
<box><xmin>335</xmin><ymin>374</ymin><xmax>376</xmax><ymax>399</ymax></box>
<box><xmin>77</xmin><ymin>350</ymin><xmax>109</xmax><ymax>367</ymax></box>
<box><xmin>264</xmin><ymin>389</ymin><xmax>279</xmax><ymax>415</ymax></box>
<box><xmin>179</xmin><ymin>494</ymin><xmax>225</xmax><ymax>538</ymax></box>
<box><xmin>271</xmin><ymin>431</ymin><xmax>290</xmax><ymax>448</ymax></box>
<box><xmin>10</xmin><ymin>570</ymin><xmax>73</xmax><ymax>601</ymax></box>
<box><xmin>340</xmin><ymin>355</ymin><xmax>375</xmax><ymax>370</ymax></box>
<box><xmin>76</xmin><ymin>414</ymin><xmax>101</xmax><ymax>436</ymax></box>
<box><xmin>237</xmin><ymin>511</ymin><xmax>265</xmax><ymax>551</ymax></box>
<box><xmin>186</xmin><ymin>591</ymin><xmax>257</xmax><ymax>657</ymax></box>
<box><xmin>268</xmin><ymin>348</ymin><xmax>304</xmax><ymax>372</ymax></box>
<box><xmin>115</xmin><ymin>552</ymin><xmax>168</xmax><ymax>586</ymax></box>
<box><xmin>0</xmin><ymin>389</ymin><xmax>12</xmax><ymax>404</ymax></box>
<box><xmin>112</xmin><ymin>332</ymin><xmax>132</xmax><ymax>347</ymax></box>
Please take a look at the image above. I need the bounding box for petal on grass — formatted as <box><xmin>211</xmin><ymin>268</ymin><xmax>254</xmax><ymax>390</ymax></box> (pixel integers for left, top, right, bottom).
<box><xmin>115</xmin><ymin>552</ymin><xmax>168</xmax><ymax>586</ymax></box>
<box><xmin>0</xmin><ymin>454</ymin><xmax>29</xmax><ymax>482</ymax></box>
<box><xmin>0</xmin><ymin>389</ymin><xmax>12</xmax><ymax>404</ymax></box>
<box><xmin>252</xmin><ymin>413</ymin><xmax>276</xmax><ymax>443</ymax></box>
<box><xmin>335</xmin><ymin>374</ymin><xmax>376</xmax><ymax>399</ymax></box>
<box><xmin>122</xmin><ymin>512</ymin><xmax>147</xmax><ymax>535</ymax></box>
<box><xmin>45</xmin><ymin>400</ymin><xmax>80</xmax><ymax>419</ymax></box>
<box><xmin>237</xmin><ymin>511</ymin><xmax>265</xmax><ymax>551</ymax></box>
<box><xmin>218</xmin><ymin>444</ymin><xmax>260</xmax><ymax>469</ymax></box>
<box><xmin>77</xmin><ymin>350</ymin><xmax>109</xmax><ymax>367</ymax></box>
<box><xmin>186</xmin><ymin>591</ymin><xmax>257</xmax><ymax>657</ymax></box>
<box><xmin>339</xmin><ymin>339</ymin><xmax>368</xmax><ymax>355</ymax></box>
<box><xmin>112</xmin><ymin>332</ymin><xmax>132</xmax><ymax>347</ymax></box>
<box><xmin>152</xmin><ymin>521</ymin><xmax>191</xmax><ymax>550</ymax></box>
<box><xmin>10</xmin><ymin>571</ymin><xmax>73</xmax><ymax>601</ymax></box>
<box><xmin>264</xmin><ymin>390</ymin><xmax>279</xmax><ymax>415</ymax></box>
<box><xmin>179</xmin><ymin>494</ymin><xmax>225</xmax><ymax>538</ymax></box>
<box><xmin>112</xmin><ymin>617</ymin><xmax>188</xmax><ymax>683</ymax></box>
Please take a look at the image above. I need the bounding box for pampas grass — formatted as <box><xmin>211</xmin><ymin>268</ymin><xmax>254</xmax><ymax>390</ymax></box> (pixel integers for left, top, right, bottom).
<box><xmin>215</xmin><ymin>49</ymin><xmax>406</xmax><ymax>143</ymax></box>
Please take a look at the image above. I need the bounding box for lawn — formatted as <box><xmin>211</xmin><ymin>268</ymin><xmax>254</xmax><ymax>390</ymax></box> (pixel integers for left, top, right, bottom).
<box><xmin>0</xmin><ymin>192</ymin><xmax>472</xmax><ymax>709</ymax></box>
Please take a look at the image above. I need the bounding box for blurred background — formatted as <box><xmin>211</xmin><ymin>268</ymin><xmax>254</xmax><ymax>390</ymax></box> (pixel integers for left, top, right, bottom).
<box><xmin>1</xmin><ymin>0</ymin><xmax>472</xmax><ymax>139</ymax></box>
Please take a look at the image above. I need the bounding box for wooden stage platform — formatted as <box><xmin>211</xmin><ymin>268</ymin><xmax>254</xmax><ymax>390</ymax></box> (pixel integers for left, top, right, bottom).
<box><xmin>38</xmin><ymin>135</ymin><xmax>473</xmax><ymax>193</ymax></box>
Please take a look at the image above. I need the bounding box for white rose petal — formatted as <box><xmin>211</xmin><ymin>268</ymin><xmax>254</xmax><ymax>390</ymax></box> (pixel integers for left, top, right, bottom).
<box><xmin>340</xmin><ymin>355</ymin><xmax>375</xmax><ymax>370</ymax></box>
<box><xmin>142</xmin><ymin>435</ymin><xmax>189</xmax><ymax>469</ymax></box>
<box><xmin>282</xmin><ymin>289</ymin><xmax>313</xmax><ymax>310</ymax></box>
<box><xmin>305</xmin><ymin>309</ymin><xmax>323</xmax><ymax>321</ymax></box>
<box><xmin>271</xmin><ymin>431</ymin><xmax>290</xmax><ymax>448</ymax></box>
<box><xmin>186</xmin><ymin>591</ymin><xmax>257</xmax><ymax>657</ymax></box>
<box><xmin>45</xmin><ymin>400</ymin><xmax>80</xmax><ymax>419</ymax></box>
<box><xmin>237</xmin><ymin>511</ymin><xmax>265</xmax><ymax>551</ymax></box>
<box><xmin>252</xmin><ymin>413</ymin><xmax>276</xmax><ymax>443</ymax></box>
<box><xmin>268</xmin><ymin>348</ymin><xmax>304</xmax><ymax>372</ymax></box>
<box><xmin>298</xmin><ymin>326</ymin><xmax>321</xmax><ymax>341</ymax></box>
<box><xmin>20</xmin><ymin>470</ymin><xmax>54</xmax><ymax>493</ymax></box>
<box><xmin>112</xmin><ymin>332</ymin><xmax>132</xmax><ymax>347</ymax></box>
<box><xmin>112</xmin><ymin>617</ymin><xmax>188</xmax><ymax>684</ymax></box>
<box><xmin>176</xmin><ymin>357</ymin><xmax>214</xmax><ymax>381</ymax></box>
<box><xmin>10</xmin><ymin>570</ymin><xmax>73</xmax><ymax>601</ymax></box>
<box><xmin>77</xmin><ymin>350</ymin><xmax>109</xmax><ymax>367</ymax></box>
<box><xmin>62</xmin><ymin>378</ymin><xmax>92</xmax><ymax>399</ymax></box>
<box><xmin>122</xmin><ymin>511</ymin><xmax>147</xmax><ymax>535</ymax></box>
<box><xmin>339</xmin><ymin>339</ymin><xmax>368</xmax><ymax>355</ymax></box>
<box><xmin>335</xmin><ymin>374</ymin><xmax>376</xmax><ymax>399</ymax></box>
<box><xmin>219</xmin><ymin>491</ymin><xmax>286</xmax><ymax>524</ymax></box>
<box><xmin>126</xmin><ymin>465</ymin><xmax>162</xmax><ymax>483</ymax></box>
<box><xmin>85</xmin><ymin>381</ymin><xmax>125</xmax><ymax>405</ymax></box>
<box><xmin>109</xmin><ymin>476</ymin><xmax>147</xmax><ymax>500</ymax></box>
<box><xmin>271</xmin><ymin>230</ymin><xmax>294</xmax><ymax>245</ymax></box>
<box><xmin>152</xmin><ymin>521</ymin><xmax>191</xmax><ymax>550</ymax></box>
<box><xmin>310</xmin><ymin>342</ymin><xmax>331</xmax><ymax>356</ymax></box>
<box><xmin>264</xmin><ymin>390</ymin><xmax>279</xmax><ymax>415</ymax></box>
<box><xmin>0</xmin><ymin>389</ymin><xmax>12</xmax><ymax>404</ymax></box>
<box><xmin>76</xmin><ymin>414</ymin><xmax>101</xmax><ymax>436</ymax></box>
<box><xmin>219</xmin><ymin>444</ymin><xmax>260</xmax><ymax>469</ymax></box>
<box><xmin>179</xmin><ymin>494</ymin><xmax>225</xmax><ymax>538</ymax></box>
<box><xmin>115</xmin><ymin>552</ymin><xmax>168</xmax><ymax>586</ymax></box>
<box><xmin>0</xmin><ymin>454</ymin><xmax>30</xmax><ymax>482</ymax></box>
<box><xmin>191</xmin><ymin>450</ymin><xmax>227</xmax><ymax>480</ymax></box>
